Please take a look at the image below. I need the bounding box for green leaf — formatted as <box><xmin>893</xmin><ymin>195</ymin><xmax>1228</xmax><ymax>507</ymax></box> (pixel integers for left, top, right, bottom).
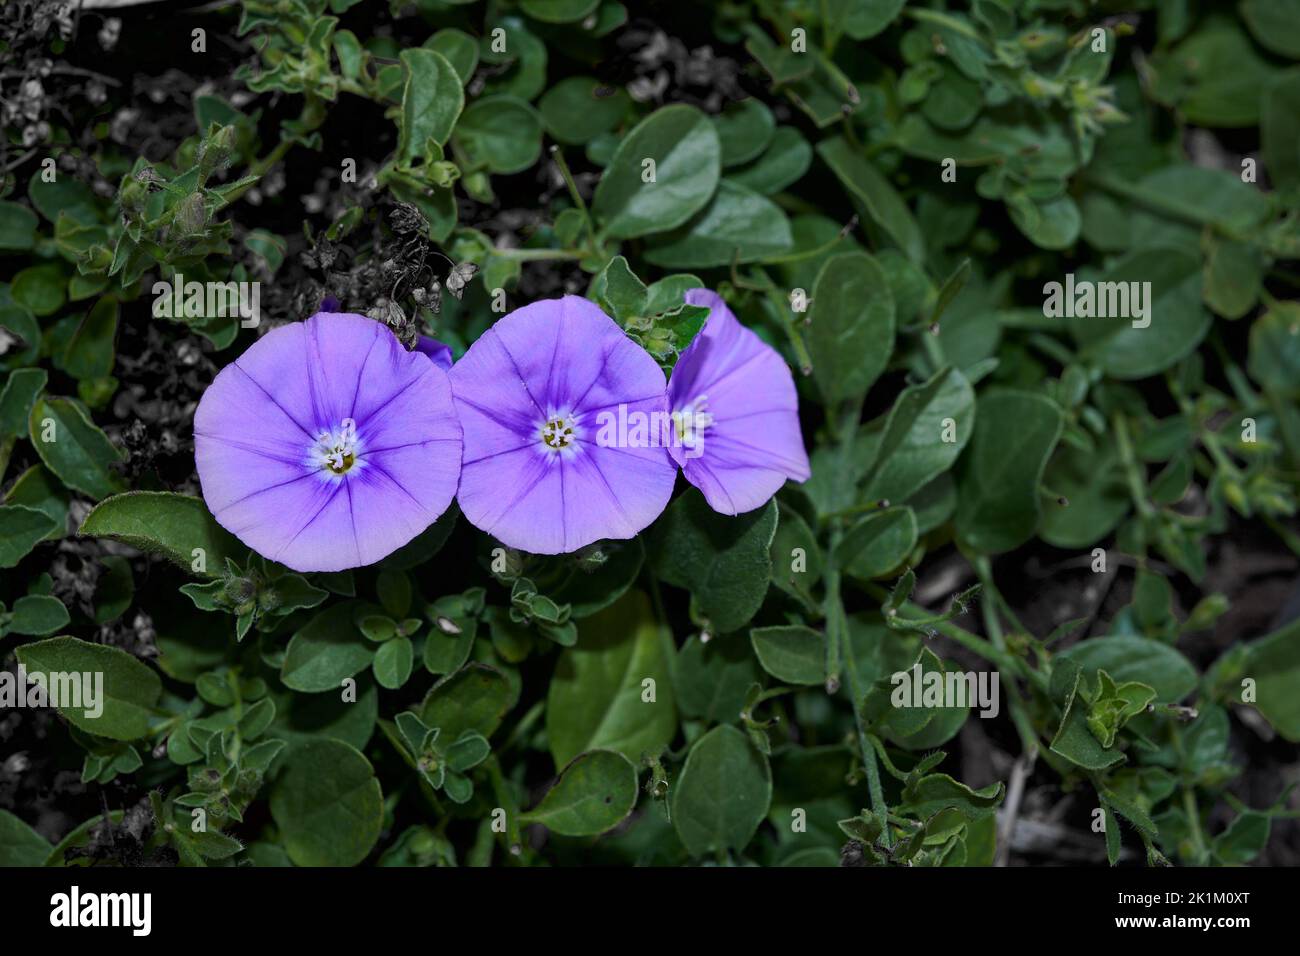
<box><xmin>901</xmin><ymin>773</ymin><xmax>1003</xmax><ymax>819</ymax></box>
<box><xmin>398</xmin><ymin>49</ymin><xmax>463</xmax><ymax>159</ymax></box>
<box><xmin>419</xmin><ymin>662</ymin><xmax>513</xmax><ymax>740</ymax></box>
<box><xmin>955</xmin><ymin>389</ymin><xmax>1063</xmax><ymax>554</ymax></box>
<box><xmin>520</xmin><ymin>0</ymin><xmax>600</xmax><ymax>23</ymax></box>
<box><xmin>445</xmin><ymin>730</ymin><xmax>491</xmax><ymax>773</ymax></box>
<box><xmin>671</xmin><ymin>725</ymin><xmax>771</xmax><ymax>857</ymax></box>
<box><xmin>0</xmin><ymin>368</ymin><xmax>46</xmax><ymax>437</ymax></box>
<box><xmin>1050</xmin><ymin>668</ymin><xmax>1126</xmax><ymax>770</ymax></box>
<box><xmin>769</xmin><ymin>501</ymin><xmax>822</xmax><ymax>599</ymax></box>
<box><xmin>280</xmin><ymin>602</ymin><xmax>376</xmax><ymax>693</ymax></box>
<box><xmin>7</xmin><ymin>594</ymin><xmax>70</xmax><ymax>636</ymax></box>
<box><xmin>1203</xmin><ymin>238</ymin><xmax>1263</xmax><ymax>320</ymax></box>
<box><xmin>28</xmin><ymin>396</ymin><xmax>124</xmax><ymax>500</ymax></box>
<box><xmin>1007</xmin><ymin>193</ymin><xmax>1080</xmax><ymax>250</ymax></box>
<box><xmin>269</xmin><ymin>738</ymin><xmax>383</xmax><ymax>866</ymax></box>
<box><xmin>862</xmin><ymin>367</ymin><xmax>975</xmax><ymax>505</ymax></box>
<box><xmin>729</xmin><ymin>126</ymin><xmax>813</xmax><ymax>196</ymax></box>
<box><xmin>1058</xmin><ymin>636</ymin><xmax>1198</xmax><ymax>702</ymax></box>
<box><xmin>59</xmin><ymin>296</ymin><xmax>118</xmax><ymax>381</ymax></box>
<box><xmin>0</xmin><ymin>304</ymin><xmax>40</xmax><ymax>369</ymax></box>
<box><xmin>642</xmin><ymin>180</ymin><xmax>792</xmax><ymax>268</ymax></box>
<box><xmin>712</xmin><ymin>98</ymin><xmax>775</xmax><ymax>167</ymax></box>
<box><xmin>1040</xmin><ymin>437</ymin><xmax>1130</xmax><ymax>549</ymax></box>
<box><xmin>539</xmin><ymin>77</ymin><xmax>629</xmax><ymax>145</ymax></box>
<box><xmin>521</xmin><ymin>749</ymin><xmax>638</xmax><ymax>836</ymax></box>
<box><xmin>1149</xmin><ymin>22</ymin><xmax>1275</xmax><ymax>127</ymax></box>
<box><xmin>922</xmin><ymin>63</ymin><xmax>982</xmax><ymax>131</ymax></box>
<box><xmin>808</xmin><ymin>251</ymin><xmax>895</xmax><ymax>405</ymax></box>
<box><xmin>0</xmin><ymin>201</ymin><xmax>38</xmax><ymax>251</ymax></box>
<box><xmin>8</xmin><ymin>462</ymin><xmax>72</xmax><ymax>546</ymax></box>
<box><xmin>593</xmin><ymin>255</ymin><xmax>648</xmax><ymax>320</ymax></box>
<box><xmin>1249</xmin><ymin>302</ymin><xmax>1300</xmax><ymax>397</ymax></box>
<box><xmin>1212</xmin><ymin>811</ymin><xmax>1271</xmax><ymax>864</ymax></box>
<box><xmin>78</xmin><ymin>492</ymin><xmax>243</xmax><ymax>577</ymax></box>
<box><xmin>836</xmin><ymin>506</ymin><xmax>917</xmax><ymax>580</ymax></box>
<box><xmin>1215</xmin><ymin>615</ymin><xmax>1300</xmax><ymax>742</ymax></box>
<box><xmin>547</xmin><ymin>590</ymin><xmax>677</xmax><ymax>768</ymax></box>
<box><xmin>843</xmin><ymin>0</ymin><xmax>906</xmax><ymax>39</ymax></box>
<box><xmin>0</xmin><ymin>809</ymin><xmax>51</xmax><ymax>865</ymax></box>
<box><xmin>15</xmin><ymin>636</ymin><xmax>161</xmax><ymax>741</ymax></box>
<box><xmin>593</xmin><ymin>104</ymin><xmax>721</xmax><ymax>240</ymax></box>
<box><xmin>1240</xmin><ymin>0</ymin><xmax>1300</xmax><ymax>61</ymax></box>
<box><xmin>648</xmin><ymin>491</ymin><xmax>777</xmax><ymax>633</ymax></box>
<box><xmin>373</xmin><ymin>635</ymin><xmax>414</xmax><ymax>690</ymax></box>
<box><xmin>0</xmin><ymin>504</ymin><xmax>58</xmax><ymax>567</ymax></box>
<box><xmin>425</xmin><ymin>28</ymin><xmax>480</xmax><ymax>83</ymax></box>
<box><xmin>12</xmin><ymin>262</ymin><xmax>66</xmax><ymax>316</ymax></box>
<box><xmin>676</xmin><ymin>632</ymin><xmax>763</xmax><ymax>723</ymax></box>
<box><xmin>750</xmin><ymin>625</ymin><xmax>824</xmax><ymax>685</ymax></box>
<box><xmin>817</xmin><ymin>136</ymin><xmax>924</xmax><ymax>263</ymax></box>
<box><xmin>454</xmin><ymin>95</ymin><xmax>543</xmax><ymax>175</ymax></box>
<box><xmin>1262</xmin><ymin>69</ymin><xmax>1300</xmax><ymax>192</ymax></box>
<box><xmin>1069</xmin><ymin>248</ymin><xmax>1210</xmax><ymax>379</ymax></box>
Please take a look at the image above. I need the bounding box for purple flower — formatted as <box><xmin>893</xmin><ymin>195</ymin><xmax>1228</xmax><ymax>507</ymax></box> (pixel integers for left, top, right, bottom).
<box><xmin>667</xmin><ymin>289</ymin><xmax>810</xmax><ymax>515</ymax></box>
<box><xmin>415</xmin><ymin>334</ymin><xmax>454</xmax><ymax>371</ymax></box>
<box><xmin>449</xmin><ymin>295</ymin><xmax>677</xmax><ymax>554</ymax></box>
<box><xmin>195</xmin><ymin>312</ymin><xmax>463</xmax><ymax>572</ymax></box>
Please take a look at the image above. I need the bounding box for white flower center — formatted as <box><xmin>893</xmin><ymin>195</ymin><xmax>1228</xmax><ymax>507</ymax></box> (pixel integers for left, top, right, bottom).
<box><xmin>310</xmin><ymin>418</ymin><xmax>362</xmax><ymax>476</ymax></box>
<box><xmin>672</xmin><ymin>396</ymin><xmax>713</xmax><ymax>450</ymax></box>
<box><xmin>538</xmin><ymin>412</ymin><xmax>578</xmax><ymax>453</ymax></box>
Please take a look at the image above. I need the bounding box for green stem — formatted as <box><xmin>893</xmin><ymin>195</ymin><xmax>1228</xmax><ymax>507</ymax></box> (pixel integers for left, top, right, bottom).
<box><xmin>839</xmin><ymin>613</ymin><xmax>891</xmax><ymax>846</ymax></box>
<box><xmin>969</xmin><ymin>557</ymin><xmax>1042</xmax><ymax>755</ymax></box>
<box><xmin>495</xmin><ymin>248</ymin><xmax>582</xmax><ymax>262</ymax></box>
<box><xmin>1084</xmin><ymin>172</ymin><xmax>1247</xmax><ymax>241</ymax></box>
<box><xmin>1169</xmin><ymin>725</ymin><xmax>1208</xmax><ymax>863</ymax></box>
<box><xmin>549</xmin><ymin>144</ymin><xmax>600</xmax><ymax>257</ymax></box>
<box><xmin>760</xmin><ymin>284</ymin><xmax>815</xmax><ymax>376</ymax></box>
<box><xmin>1112</xmin><ymin>412</ymin><xmax>1155</xmax><ymax>518</ymax></box>
<box><xmin>486</xmin><ymin>757</ymin><xmax>525</xmax><ymax>860</ymax></box>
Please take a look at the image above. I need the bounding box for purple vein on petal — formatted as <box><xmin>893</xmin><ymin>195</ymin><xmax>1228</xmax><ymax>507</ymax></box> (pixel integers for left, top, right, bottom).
<box><xmin>214</xmin><ymin>470</ymin><xmax>317</xmax><ymax>514</ymax></box>
<box><xmin>454</xmin><ymin>394</ymin><xmax>536</xmax><ymax>436</ymax></box>
<box><xmin>708</xmin><ymin>432</ymin><xmax>809</xmax><ymax>473</ymax></box>
<box><xmin>693</xmin><ymin>458</ymin><xmax>738</xmax><ymax>513</ymax></box>
<box><xmin>480</xmin><ymin>454</ymin><xmax>552</xmax><ymax>536</ymax></box>
<box><xmin>363</xmin><ymin>373</ymin><xmax>423</xmax><ymax>425</ymax></box>
<box><xmin>304</xmin><ymin>318</ymin><xmax>329</xmax><ymax>430</ymax></box>
<box><xmin>364</xmin><ymin>459</ymin><xmax>432</xmax><ymax>516</ymax></box>
<box><xmin>579</xmin><ymin>451</ymin><xmax>633</xmax><ymax>533</ymax></box>
<box><xmin>195</xmin><ymin>431</ymin><xmax>307</xmax><ymax>466</ymax></box>
<box><xmin>493</xmin><ymin>330</ymin><xmax>547</xmax><ymax>418</ymax></box>
<box><xmin>344</xmin><ymin>480</ymin><xmax>362</xmax><ymax>566</ymax></box>
<box><xmin>579</xmin><ymin>393</ymin><xmax>670</xmax><ymax>417</ymax></box>
<box><xmin>542</xmin><ymin>304</ymin><xmax>567</xmax><ymax>410</ymax></box>
<box><xmin>462</xmin><ymin>441</ymin><xmax>536</xmax><ymax>466</ymax></box>
<box><xmin>273</xmin><ymin>480</ymin><xmax>345</xmax><ymax>563</ymax></box>
<box><xmin>348</xmin><ymin>322</ymin><xmax>383</xmax><ymax>422</ymax></box>
<box><xmin>680</xmin><ymin>348</ymin><xmax>768</xmax><ymax>400</ymax></box>
<box><xmin>363</xmin><ymin>437</ymin><xmax>461</xmax><ymax>456</ymax></box>
<box><xmin>568</xmin><ymin>341</ymin><xmax>615</xmax><ymax>412</ymax></box>
<box><xmin>230</xmin><ymin>362</ymin><xmax>316</xmax><ymax>441</ymax></box>
<box><xmin>557</xmin><ymin>455</ymin><xmax>568</xmax><ymax>552</ymax></box>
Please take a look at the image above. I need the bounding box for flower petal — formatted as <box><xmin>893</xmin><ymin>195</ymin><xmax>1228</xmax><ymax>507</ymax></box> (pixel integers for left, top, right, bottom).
<box><xmin>450</xmin><ymin>295</ymin><xmax>676</xmax><ymax>553</ymax></box>
<box><xmin>668</xmin><ymin>289</ymin><xmax>810</xmax><ymax>515</ymax></box>
<box><xmin>195</xmin><ymin>312</ymin><xmax>462</xmax><ymax>571</ymax></box>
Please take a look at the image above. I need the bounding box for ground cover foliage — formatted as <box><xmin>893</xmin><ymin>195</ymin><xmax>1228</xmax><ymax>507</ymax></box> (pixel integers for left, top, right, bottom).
<box><xmin>1</xmin><ymin>0</ymin><xmax>1299</xmax><ymax>867</ymax></box>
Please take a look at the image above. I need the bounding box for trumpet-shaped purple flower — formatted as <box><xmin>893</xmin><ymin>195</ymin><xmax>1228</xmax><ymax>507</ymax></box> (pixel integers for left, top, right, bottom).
<box><xmin>415</xmin><ymin>335</ymin><xmax>454</xmax><ymax>371</ymax></box>
<box><xmin>449</xmin><ymin>295</ymin><xmax>677</xmax><ymax>554</ymax></box>
<box><xmin>195</xmin><ymin>312</ymin><xmax>462</xmax><ymax>572</ymax></box>
<box><xmin>667</xmin><ymin>289</ymin><xmax>810</xmax><ymax>515</ymax></box>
